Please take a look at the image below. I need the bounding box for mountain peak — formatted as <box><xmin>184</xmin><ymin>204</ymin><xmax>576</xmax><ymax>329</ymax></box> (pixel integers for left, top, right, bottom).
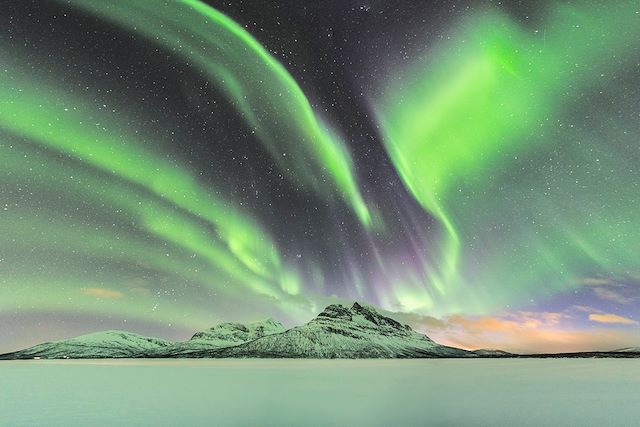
<box><xmin>248</xmin><ymin>318</ymin><xmax>284</xmax><ymax>329</ymax></box>
<box><xmin>317</xmin><ymin>304</ymin><xmax>353</xmax><ymax>320</ymax></box>
<box><xmin>316</xmin><ymin>302</ymin><xmax>411</xmax><ymax>333</ymax></box>
<box><xmin>205</xmin><ymin>302</ymin><xmax>470</xmax><ymax>358</ymax></box>
<box><xmin>187</xmin><ymin>317</ymin><xmax>286</xmax><ymax>348</ymax></box>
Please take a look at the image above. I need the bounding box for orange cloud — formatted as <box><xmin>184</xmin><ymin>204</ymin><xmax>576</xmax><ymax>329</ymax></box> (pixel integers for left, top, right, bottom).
<box><xmin>443</xmin><ymin>311</ymin><xmax>565</xmax><ymax>334</ymax></box>
<box><xmin>399</xmin><ymin>310</ymin><xmax>640</xmax><ymax>354</ymax></box>
<box><xmin>589</xmin><ymin>313</ymin><xmax>638</xmax><ymax>325</ymax></box>
<box><xmin>431</xmin><ymin>323</ymin><xmax>640</xmax><ymax>354</ymax></box>
<box><xmin>446</xmin><ymin>315</ymin><xmax>519</xmax><ymax>333</ymax></box>
<box><xmin>81</xmin><ymin>287</ymin><xmax>123</xmax><ymax>299</ymax></box>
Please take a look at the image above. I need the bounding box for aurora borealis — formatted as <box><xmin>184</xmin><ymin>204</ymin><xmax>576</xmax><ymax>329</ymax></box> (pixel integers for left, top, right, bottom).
<box><xmin>1</xmin><ymin>0</ymin><xmax>639</xmax><ymax>353</ymax></box>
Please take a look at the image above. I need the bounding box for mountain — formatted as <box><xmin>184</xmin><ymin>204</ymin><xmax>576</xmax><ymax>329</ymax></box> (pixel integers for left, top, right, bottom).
<box><xmin>179</xmin><ymin>303</ymin><xmax>474</xmax><ymax>359</ymax></box>
<box><xmin>188</xmin><ymin>318</ymin><xmax>285</xmax><ymax>346</ymax></box>
<box><xmin>156</xmin><ymin>319</ymin><xmax>286</xmax><ymax>356</ymax></box>
<box><xmin>0</xmin><ymin>303</ymin><xmax>479</xmax><ymax>359</ymax></box>
<box><xmin>0</xmin><ymin>331</ymin><xmax>173</xmax><ymax>359</ymax></box>
<box><xmin>0</xmin><ymin>319</ymin><xmax>287</xmax><ymax>360</ymax></box>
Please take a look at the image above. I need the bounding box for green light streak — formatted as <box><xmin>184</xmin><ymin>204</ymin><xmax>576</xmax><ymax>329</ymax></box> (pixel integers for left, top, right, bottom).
<box><xmin>377</xmin><ymin>2</ymin><xmax>640</xmax><ymax>312</ymax></box>
<box><xmin>59</xmin><ymin>0</ymin><xmax>372</xmax><ymax>227</ymax></box>
<box><xmin>0</xmin><ymin>61</ymin><xmax>302</xmax><ymax>301</ymax></box>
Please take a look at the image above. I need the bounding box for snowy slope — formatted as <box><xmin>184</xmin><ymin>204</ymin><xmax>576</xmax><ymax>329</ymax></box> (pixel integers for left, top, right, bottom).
<box><xmin>0</xmin><ymin>331</ymin><xmax>173</xmax><ymax>359</ymax></box>
<box><xmin>187</xmin><ymin>303</ymin><xmax>474</xmax><ymax>359</ymax></box>
<box><xmin>158</xmin><ymin>319</ymin><xmax>286</xmax><ymax>356</ymax></box>
<box><xmin>189</xmin><ymin>318</ymin><xmax>285</xmax><ymax>347</ymax></box>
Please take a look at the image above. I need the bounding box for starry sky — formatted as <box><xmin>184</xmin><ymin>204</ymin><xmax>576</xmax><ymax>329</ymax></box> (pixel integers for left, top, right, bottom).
<box><xmin>1</xmin><ymin>0</ymin><xmax>639</xmax><ymax>353</ymax></box>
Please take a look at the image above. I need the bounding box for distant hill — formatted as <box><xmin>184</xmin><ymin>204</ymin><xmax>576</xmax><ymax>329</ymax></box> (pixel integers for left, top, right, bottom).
<box><xmin>472</xmin><ymin>349</ymin><xmax>513</xmax><ymax>357</ymax></box>
<box><xmin>0</xmin><ymin>331</ymin><xmax>173</xmax><ymax>359</ymax></box>
<box><xmin>614</xmin><ymin>347</ymin><xmax>640</xmax><ymax>353</ymax></box>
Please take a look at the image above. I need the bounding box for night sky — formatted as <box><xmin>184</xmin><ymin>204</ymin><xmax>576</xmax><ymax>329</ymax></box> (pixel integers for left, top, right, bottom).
<box><xmin>1</xmin><ymin>0</ymin><xmax>639</xmax><ymax>353</ymax></box>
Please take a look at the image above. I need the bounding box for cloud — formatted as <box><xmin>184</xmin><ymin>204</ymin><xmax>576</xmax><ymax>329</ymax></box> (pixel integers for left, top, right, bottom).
<box><xmin>442</xmin><ymin>311</ymin><xmax>567</xmax><ymax>334</ymax></box>
<box><xmin>580</xmin><ymin>277</ymin><xmax>616</xmax><ymax>286</ymax></box>
<box><xmin>589</xmin><ymin>313</ymin><xmax>638</xmax><ymax>325</ymax></box>
<box><xmin>81</xmin><ymin>287</ymin><xmax>123</xmax><ymax>299</ymax></box>
<box><xmin>593</xmin><ymin>287</ymin><xmax>635</xmax><ymax>304</ymax></box>
<box><xmin>389</xmin><ymin>309</ymin><xmax>640</xmax><ymax>354</ymax></box>
<box><xmin>383</xmin><ymin>310</ymin><xmax>446</xmax><ymax>329</ymax></box>
<box><xmin>579</xmin><ymin>275</ymin><xmax>638</xmax><ymax>304</ymax></box>
<box><xmin>570</xmin><ymin>305</ymin><xmax>601</xmax><ymax>313</ymax></box>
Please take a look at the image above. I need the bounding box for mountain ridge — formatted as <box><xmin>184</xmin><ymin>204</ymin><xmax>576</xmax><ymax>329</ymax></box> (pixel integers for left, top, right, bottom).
<box><xmin>2</xmin><ymin>303</ymin><xmax>639</xmax><ymax>359</ymax></box>
<box><xmin>168</xmin><ymin>302</ymin><xmax>473</xmax><ymax>358</ymax></box>
<box><xmin>1</xmin><ymin>302</ymin><xmax>471</xmax><ymax>359</ymax></box>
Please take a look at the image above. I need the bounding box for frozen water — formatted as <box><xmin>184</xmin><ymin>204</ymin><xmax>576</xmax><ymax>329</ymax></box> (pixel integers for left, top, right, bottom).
<box><xmin>1</xmin><ymin>358</ymin><xmax>639</xmax><ymax>426</ymax></box>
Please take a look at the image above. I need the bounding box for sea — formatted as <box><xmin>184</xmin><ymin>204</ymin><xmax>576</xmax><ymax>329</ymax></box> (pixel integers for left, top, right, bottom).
<box><xmin>2</xmin><ymin>358</ymin><xmax>639</xmax><ymax>426</ymax></box>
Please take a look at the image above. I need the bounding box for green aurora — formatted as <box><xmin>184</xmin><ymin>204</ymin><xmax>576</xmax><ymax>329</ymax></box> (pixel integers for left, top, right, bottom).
<box><xmin>376</xmin><ymin>1</ymin><xmax>640</xmax><ymax>311</ymax></box>
<box><xmin>1</xmin><ymin>0</ymin><xmax>639</xmax><ymax>351</ymax></box>
<box><xmin>60</xmin><ymin>0</ymin><xmax>373</xmax><ymax>228</ymax></box>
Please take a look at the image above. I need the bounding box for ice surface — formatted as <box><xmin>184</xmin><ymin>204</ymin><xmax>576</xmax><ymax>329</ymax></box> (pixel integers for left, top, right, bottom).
<box><xmin>1</xmin><ymin>359</ymin><xmax>639</xmax><ymax>426</ymax></box>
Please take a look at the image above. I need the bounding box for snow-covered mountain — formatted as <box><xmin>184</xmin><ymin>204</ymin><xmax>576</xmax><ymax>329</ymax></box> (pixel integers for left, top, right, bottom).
<box><xmin>189</xmin><ymin>318</ymin><xmax>285</xmax><ymax>346</ymax></box>
<box><xmin>0</xmin><ymin>331</ymin><xmax>173</xmax><ymax>359</ymax></box>
<box><xmin>183</xmin><ymin>303</ymin><xmax>474</xmax><ymax>359</ymax></box>
<box><xmin>156</xmin><ymin>319</ymin><xmax>286</xmax><ymax>356</ymax></box>
<box><xmin>0</xmin><ymin>303</ymin><xmax>476</xmax><ymax>359</ymax></box>
<box><xmin>1</xmin><ymin>319</ymin><xmax>286</xmax><ymax>360</ymax></box>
